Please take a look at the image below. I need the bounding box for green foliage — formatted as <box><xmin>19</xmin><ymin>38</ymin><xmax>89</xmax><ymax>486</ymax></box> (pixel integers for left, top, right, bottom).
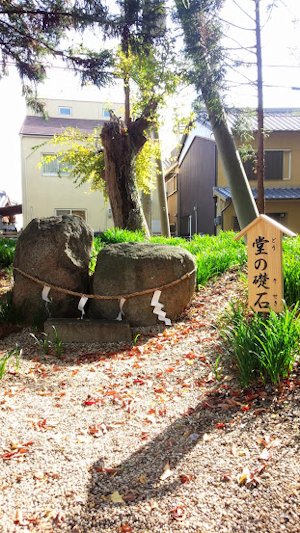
<box><xmin>221</xmin><ymin>301</ymin><xmax>300</xmax><ymax>387</ymax></box>
<box><xmin>52</xmin><ymin>326</ymin><xmax>64</xmax><ymax>357</ymax></box>
<box><xmin>92</xmin><ymin>229</ymin><xmax>247</xmax><ymax>286</ymax></box>
<box><xmin>30</xmin><ymin>332</ymin><xmax>51</xmax><ymax>355</ymax></box>
<box><xmin>39</xmin><ymin>127</ymin><xmax>106</xmax><ymax>194</ymax></box>
<box><xmin>283</xmin><ymin>235</ymin><xmax>300</xmax><ymax>306</ymax></box>
<box><xmin>30</xmin><ymin>326</ymin><xmax>64</xmax><ymax>357</ymax></box>
<box><xmin>232</xmin><ymin>108</ymin><xmax>256</xmax><ymax>165</ymax></box>
<box><xmin>0</xmin><ymin>239</ymin><xmax>16</xmax><ymax>268</ymax></box>
<box><xmin>96</xmin><ymin>227</ymin><xmax>146</xmax><ymax>245</ymax></box>
<box><xmin>41</xmin><ymin>127</ymin><xmax>161</xmax><ymax>197</ymax></box>
<box><xmin>151</xmin><ymin>231</ymin><xmax>247</xmax><ymax>286</ymax></box>
<box><xmin>174</xmin><ymin>0</ymin><xmax>226</xmax><ymax>111</ymax></box>
<box><xmin>92</xmin><ymin>230</ymin><xmax>300</xmax><ymax>302</ymax></box>
<box><xmin>0</xmin><ymin>292</ymin><xmax>15</xmax><ymax>324</ymax></box>
<box><xmin>0</xmin><ymin>291</ymin><xmax>24</xmax><ymax>326</ymax></box>
<box><xmin>135</xmin><ymin>138</ymin><xmax>160</xmax><ymax>193</ymax></box>
<box><xmin>211</xmin><ymin>353</ymin><xmax>223</xmax><ymax>382</ymax></box>
<box><xmin>0</xmin><ymin>346</ymin><xmax>22</xmax><ymax>380</ymax></box>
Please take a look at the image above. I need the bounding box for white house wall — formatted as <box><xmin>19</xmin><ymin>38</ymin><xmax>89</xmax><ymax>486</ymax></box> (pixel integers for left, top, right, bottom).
<box><xmin>21</xmin><ymin>135</ymin><xmax>112</xmax><ymax>231</ymax></box>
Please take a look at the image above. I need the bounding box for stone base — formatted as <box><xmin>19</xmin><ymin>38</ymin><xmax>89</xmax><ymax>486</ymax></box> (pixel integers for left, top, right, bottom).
<box><xmin>44</xmin><ymin>318</ymin><xmax>132</xmax><ymax>343</ymax></box>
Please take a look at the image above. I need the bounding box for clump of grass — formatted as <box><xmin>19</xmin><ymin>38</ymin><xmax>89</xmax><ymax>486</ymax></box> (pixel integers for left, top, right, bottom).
<box><xmin>89</xmin><ymin>229</ymin><xmax>299</xmax><ymax>296</ymax></box>
<box><xmin>30</xmin><ymin>326</ymin><xmax>64</xmax><ymax>357</ymax></box>
<box><xmin>90</xmin><ymin>229</ymin><xmax>247</xmax><ymax>285</ymax></box>
<box><xmin>89</xmin><ymin>238</ymin><xmax>104</xmax><ymax>274</ymax></box>
<box><xmin>0</xmin><ymin>346</ymin><xmax>22</xmax><ymax>379</ymax></box>
<box><xmin>283</xmin><ymin>235</ymin><xmax>300</xmax><ymax>306</ymax></box>
<box><xmin>52</xmin><ymin>326</ymin><xmax>64</xmax><ymax>357</ymax></box>
<box><xmin>30</xmin><ymin>332</ymin><xmax>51</xmax><ymax>354</ymax></box>
<box><xmin>98</xmin><ymin>227</ymin><xmax>146</xmax><ymax>244</ymax></box>
<box><xmin>221</xmin><ymin>301</ymin><xmax>300</xmax><ymax>387</ymax></box>
<box><xmin>0</xmin><ymin>238</ymin><xmax>16</xmax><ymax>268</ymax></box>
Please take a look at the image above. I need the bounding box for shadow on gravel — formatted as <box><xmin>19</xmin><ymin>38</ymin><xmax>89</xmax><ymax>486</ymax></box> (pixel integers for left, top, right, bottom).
<box><xmin>73</xmin><ymin>385</ymin><xmax>271</xmax><ymax>531</ymax></box>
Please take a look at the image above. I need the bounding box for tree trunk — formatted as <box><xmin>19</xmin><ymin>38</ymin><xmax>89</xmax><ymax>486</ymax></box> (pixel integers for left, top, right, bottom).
<box><xmin>141</xmin><ymin>191</ymin><xmax>152</xmax><ymax>231</ymax></box>
<box><xmin>206</xmin><ymin>103</ymin><xmax>259</xmax><ymax>229</ymax></box>
<box><xmin>152</xmin><ymin>127</ymin><xmax>171</xmax><ymax>237</ymax></box>
<box><xmin>174</xmin><ymin>0</ymin><xmax>259</xmax><ymax>231</ymax></box>
<box><xmin>101</xmin><ymin>121</ymin><xmax>150</xmax><ymax>235</ymax></box>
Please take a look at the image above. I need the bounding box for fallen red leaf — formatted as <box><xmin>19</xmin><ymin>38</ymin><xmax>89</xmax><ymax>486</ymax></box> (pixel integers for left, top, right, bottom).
<box><xmin>83</xmin><ymin>396</ymin><xmax>102</xmax><ymax>406</ymax></box>
<box><xmin>185</xmin><ymin>352</ymin><xmax>197</xmax><ymax>360</ymax></box>
<box><xmin>241</xmin><ymin>404</ymin><xmax>250</xmax><ymax>412</ymax></box>
<box><xmin>154</xmin><ymin>387</ymin><xmax>165</xmax><ymax>394</ymax></box>
<box><xmin>118</xmin><ymin>523</ymin><xmax>133</xmax><ymax>532</ymax></box>
<box><xmin>215</xmin><ymin>422</ymin><xmax>226</xmax><ymax>429</ymax></box>
<box><xmin>179</xmin><ymin>473</ymin><xmax>195</xmax><ymax>484</ymax></box>
<box><xmin>133</xmin><ymin>378</ymin><xmax>145</xmax><ymax>385</ymax></box>
<box><xmin>1</xmin><ymin>441</ymin><xmax>34</xmax><ymax>460</ymax></box>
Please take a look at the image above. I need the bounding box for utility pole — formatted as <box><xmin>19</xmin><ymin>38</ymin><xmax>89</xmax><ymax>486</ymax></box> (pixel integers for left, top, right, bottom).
<box><xmin>255</xmin><ymin>0</ymin><xmax>265</xmax><ymax>214</ymax></box>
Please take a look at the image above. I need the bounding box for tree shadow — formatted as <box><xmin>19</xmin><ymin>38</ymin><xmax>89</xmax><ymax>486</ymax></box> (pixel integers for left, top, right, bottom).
<box><xmin>73</xmin><ymin>383</ymin><xmax>272</xmax><ymax>531</ymax></box>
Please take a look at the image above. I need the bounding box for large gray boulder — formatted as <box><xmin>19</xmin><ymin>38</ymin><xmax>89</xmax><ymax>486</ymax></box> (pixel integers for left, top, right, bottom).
<box><xmin>90</xmin><ymin>243</ymin><xmax>196</xmax><ymax>326</ymax></box>
<box><xmin>13</xmin><ymin>216</ymin><xmax>93</xmax><ymax>325</ymax></box>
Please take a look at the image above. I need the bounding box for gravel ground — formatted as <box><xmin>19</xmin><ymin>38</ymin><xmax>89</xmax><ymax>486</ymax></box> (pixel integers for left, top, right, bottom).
<box><xmin>0</xmin><ymin>270</ymin><xmax>300</xmax><ymax>533</ymax></box>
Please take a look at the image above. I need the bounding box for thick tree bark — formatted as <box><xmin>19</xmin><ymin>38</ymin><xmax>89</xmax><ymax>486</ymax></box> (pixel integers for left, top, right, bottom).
<box><xmin>101</xmin><ymin>121</ymin><xmax>150</xmax><ymax>235</ymax></box>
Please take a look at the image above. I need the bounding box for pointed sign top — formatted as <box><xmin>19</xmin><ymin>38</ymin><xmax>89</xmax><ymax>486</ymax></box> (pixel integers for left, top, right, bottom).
<box><xmin>234</xmin><ymin>214</ymin><xmax>297</xmax><ymax>241</ymax></box>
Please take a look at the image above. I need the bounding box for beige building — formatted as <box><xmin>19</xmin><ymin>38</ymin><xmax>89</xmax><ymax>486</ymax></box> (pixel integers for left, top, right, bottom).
<box><xmin>20</xmin><ymin>98</ymin><xmax>162</xmax><ymax>234</ymax></box>
<box><xmin>166</xmin><ymin>109</ymin><xmax>300</xmax><ymax>236</ymax></box>
<box><xmin>214</xmin><ymin>109</ymin><xmax>300</xmax><ymax>234</ymax></box>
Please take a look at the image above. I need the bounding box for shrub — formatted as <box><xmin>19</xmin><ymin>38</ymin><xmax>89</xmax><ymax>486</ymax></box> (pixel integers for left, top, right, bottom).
<box><xmin>283</xmin><ymin>235</ymin><xmax>300</xmax><ymax>306</ymax></box>
<box><xmin>0</xmin><ymin>238</ymin><xmax>16</xmax><ymax>268</ymax></box>
<box><xmin>221</xmin><ymin>300</ymin><xmax>300</xmax><ymax>387</ymax></box>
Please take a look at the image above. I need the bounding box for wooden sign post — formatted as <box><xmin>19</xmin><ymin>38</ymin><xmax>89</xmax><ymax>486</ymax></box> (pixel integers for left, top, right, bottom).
<box><xmin>235</xmin><ymin>215</ymin><xmax>296</xmax><ymax>313</ymax></box>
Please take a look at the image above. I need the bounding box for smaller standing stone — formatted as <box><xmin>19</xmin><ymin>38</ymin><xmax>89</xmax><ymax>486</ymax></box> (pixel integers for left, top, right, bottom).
<box><xmin>13</xmin><ymin>216</ymin><xmax>93</xmax><ymax>325</ymax></box>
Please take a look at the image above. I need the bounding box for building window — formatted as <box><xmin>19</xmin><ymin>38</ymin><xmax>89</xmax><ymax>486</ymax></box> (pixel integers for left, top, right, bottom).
<box><xmin>42</xmin><ymin>154</ymin><xmax>71</xmax><ymax>176</ymax></box>
<box><xmin>243</xmin><ymin>150</ymin><xmax>291</xmax><ymax>181</ymax></box>
<box><xmin>58</xmin><ymin>106</ymin><xmax>72</xmax><ymax>116</ymax></box>
<box><xmin>42</xmin><ymin>155</ymin><xmax>59</xmax><ymax>176</ymax></box>
<box><xmin>166</xmin><ymin>175</ymin><xmax>178</xmax><ymax>197</ymax></box>
<box><xmin>103</xmin><ymin>109</ymin><xmax>110</xmax><ymax>119</ymax></box>
<box><xmin>55</xmin><ymin>209</ymin><xmax>86</xmax><ymax>221</ymax></box>
<box><xmin>267</xmin><ymin>212</ymin><xmax>286</xmax><ymax>223</ymax></box>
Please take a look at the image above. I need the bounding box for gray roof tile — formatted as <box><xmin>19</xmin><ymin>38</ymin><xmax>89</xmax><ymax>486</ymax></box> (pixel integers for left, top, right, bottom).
<box><xmin>213</xmin><ymin>186</ymin><xmax>300</xmax><ymax>200</ymax></box>
<box><xmin>228</xmin><ymin>108</ymin><xmax>300</xmax><ymax>132</ymax></box>
<box><xmin>20</xmin><ymin>116</ymin><xmax>105</xmax><ymax>136</ymax></box>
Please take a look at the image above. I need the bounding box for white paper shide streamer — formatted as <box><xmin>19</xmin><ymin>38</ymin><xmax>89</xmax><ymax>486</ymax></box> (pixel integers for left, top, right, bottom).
<box><xmin>42</xmin><ymin>285</ymin><xmax>51</xmax><ymax>303</ymax></box>
<box><xmin>151</xmin><ymin>290</ymin><xmax>171</xmax><ymax>326</ymax></box>
<box><xmin>78</xmin><ymin>296</ymin><xmax>89</xmax><ymax>319</ymax></box>
<box><xmin>116</xmin><ymin>297</ymin><xmax>126</xmax><ymax>321</ymax></box>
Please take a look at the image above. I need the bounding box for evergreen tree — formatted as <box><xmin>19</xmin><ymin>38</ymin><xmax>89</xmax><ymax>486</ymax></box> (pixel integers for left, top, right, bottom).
<box><xmin>0</xmin><ymin>1</ymin><xmax>176</xmax><ymax>232</ymax></box>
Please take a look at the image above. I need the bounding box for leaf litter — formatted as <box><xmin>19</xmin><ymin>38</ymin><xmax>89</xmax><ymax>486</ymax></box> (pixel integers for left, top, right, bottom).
<box><xmin>0</xmin><ymin>270</ymin><xmax>300</xmax><ymax>532</ymax></box>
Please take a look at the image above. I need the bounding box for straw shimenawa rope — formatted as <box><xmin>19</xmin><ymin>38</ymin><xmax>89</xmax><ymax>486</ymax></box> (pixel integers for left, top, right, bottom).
<box><xmin>13</xmin><ymin>266</ymin><xmax>196</xmax><ymax>301</ymax></box>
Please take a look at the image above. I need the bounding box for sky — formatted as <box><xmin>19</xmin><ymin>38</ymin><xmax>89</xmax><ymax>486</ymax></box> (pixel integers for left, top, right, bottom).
<box><xmin>0</xmin><ymin>0</ymin><xmax>300</xmax><ymax>205</ymax></box>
